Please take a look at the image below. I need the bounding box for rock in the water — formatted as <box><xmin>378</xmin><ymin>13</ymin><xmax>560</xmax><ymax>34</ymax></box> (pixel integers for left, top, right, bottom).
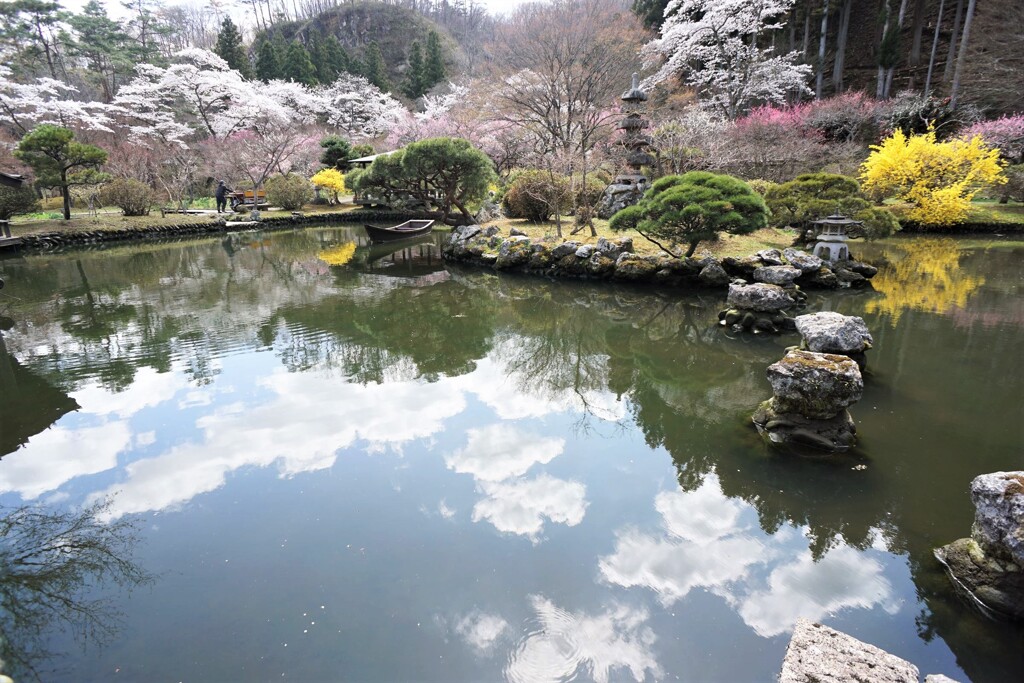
<box><xmin>753</xmin><ymin>265</ymin><xmax>801</xmax><ymax>286</ymax></box>
<box><xmin>726</xmin><ymin>283</ymin><xmax>796</xmax><ymax>312</ymax></box>
<box><xmin>848</xmin><ymin>260</ymin><xmax>879</xmax><ymax>278</ymax></box>
<box><xmin>783</xmin><ymin>248</ymin><xmax>823</xmax><ymax>274</ymax></box>
<box><xmin>698</xmin><ymin>261</ymin><xmax>730</xmax><ymax>287</ymax></box>
<box><xmin>766</xmin><ymin>349</ymin><xmax>863</xmax><ymax>419</ymax></box>
<box><xmin>934</xmin><ymin>471</ymin><xmax>1024</xmax><ymax>620</ymax></box>
<box><xmin>795</xmin><ymin>311</ymin><xmax>874</xmax><ymax>355</ymax></box>
<box><xmin>752</xmin><ymin>400</ymin><xmax>857</xmax><ymax>450</ymax></box>
<box><xmin>834</xmin><ymin>266</ymin><xmax>869</xmax><ymax>287</ymax></box>
<box><xmin>971</xmin><ymin>472</ymin><xmax>1024</xmax><ymax>566</ymax></box>
<box><xmin>779</xmin><ymin>619</ymin><xmax>920</xmax><ymax>683</ymax></box>
<box><xmin>807</xmin><ymin>267</ymin><xmax>840</xmax><ymax>288</ymax></box>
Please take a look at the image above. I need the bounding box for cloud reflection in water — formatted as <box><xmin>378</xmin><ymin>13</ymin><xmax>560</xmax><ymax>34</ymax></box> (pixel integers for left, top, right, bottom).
<box><xmin>599</xmin><ymin>475</ymin><xmax>899</xmax><ymax>637</ymax></box>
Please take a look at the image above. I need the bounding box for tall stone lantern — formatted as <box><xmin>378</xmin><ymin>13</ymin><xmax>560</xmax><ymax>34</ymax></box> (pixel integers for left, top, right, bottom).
<box><xmin>597</xmin><ymin>73</ymin><xmax>655</xmax><ymax>219</ymax></box>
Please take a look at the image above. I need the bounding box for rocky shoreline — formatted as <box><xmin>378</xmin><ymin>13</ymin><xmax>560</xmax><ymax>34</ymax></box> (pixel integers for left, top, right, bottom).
<box><xmin>442</xmin><ymin>224</ymin><xmax>878</xmax><ymax>290</ymax></box>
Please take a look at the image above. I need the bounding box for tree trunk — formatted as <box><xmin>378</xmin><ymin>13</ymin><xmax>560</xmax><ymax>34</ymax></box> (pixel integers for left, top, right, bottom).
<box><xmin>883</xmin><ymin>0</ymin><xmax>910</xmax><ymax>98</ymax></box>
<box><xmin>943</xmin><ymin>0</ymin><xmax>964</xmax><ymax>83</ymax></box>
<box><xmin>877</xmin><ymin>1</ymin><xmax>892</xmax><ymax>98</ymax></box>
<box><xmin>60</xmin><ymin>170</ymin><xmax>71</xmax><ymax>221</ymax></box>
<box><xmin>832</xmin><ymin>0</ymin><xmax>852</xmax><ymax>91</ymax></box>
<box><xmin>949</xmin><ymin>0</ymin><xmax>976</xmax><ymax>109</ymax></box>
<box><xmin>802</xmin><ymin>8</ymin><xmax>812</xmax><ymax>60</ymax></box>
<box><xmin>907</xmin><ymin>0</ymin><xmax>927</xmax><ymax>89</ymax></box>
<box><xmin>924</xmin><ymin>0</ymin><xmax>946</xmax><ymax>96</ymax></box>
<box><xmin>816</xmin><ymin>0</ymin><xmax>830</xmax><ymax>99</ymax></box>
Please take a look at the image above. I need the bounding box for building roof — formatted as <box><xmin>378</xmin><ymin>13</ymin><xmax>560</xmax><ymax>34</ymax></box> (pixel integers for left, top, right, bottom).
<box><xmin>0</xmin><ymin>172</ymin><xmax>27</xmax><ymax>188</ymax></box>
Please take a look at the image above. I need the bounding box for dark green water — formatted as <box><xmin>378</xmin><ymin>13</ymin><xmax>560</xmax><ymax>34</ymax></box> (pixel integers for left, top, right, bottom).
<box><xmin>0</xmin><ymin>228</ymin><xmax>1021</xmax><ymax>682</ymax></box>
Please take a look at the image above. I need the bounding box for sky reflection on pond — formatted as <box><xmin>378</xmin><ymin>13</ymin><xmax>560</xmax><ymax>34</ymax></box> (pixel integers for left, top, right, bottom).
<box><xmin>0</xmin><ymin>230</ymin><xmax>1021</xmax><ymax>681</ymax></box>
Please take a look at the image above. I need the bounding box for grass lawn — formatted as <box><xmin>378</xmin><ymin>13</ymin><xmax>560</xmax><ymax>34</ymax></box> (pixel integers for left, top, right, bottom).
<box><xmin>7</xmin><ymin>202</ymin><xmax>360</xmax><ymax>238</ymax></box>
<box><xmin>965</xmin><ymin>199</ymin><xmax>1024</xmax><ymax>225</ymax></box>
<box><xmin>478</xmin><ymin>215</ymin><xmax>799</xmax><ymax>259</ymax></box>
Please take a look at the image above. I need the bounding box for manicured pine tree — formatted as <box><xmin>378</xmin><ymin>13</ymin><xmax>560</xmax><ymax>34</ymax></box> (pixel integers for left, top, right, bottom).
<box><xmin>214</xmin><ymin>16</ymin><xmax>252</xmax><ymax>78</ymax></box>
<box><xmin>255</xmin><ymin>36</ymin><xmax>281</xmax><ymax>81</ymax></box>
<box><xmin>284</xmin><ymin>40</ymin><xmax>316</xmax><ymax>86</ymax></box>
<box><xmin>363</xmin><ymin>41</ymin><xmax>389</xmax><ymax>90</ymax></box>
<box><xmin>425</xmin><ymin>30</ymin><xmax>445</xmax><ymax>89</ymax></box>
<box><xmin>320</xmin><ymin>135</ymin><xmax>353</xmax><ymax>170</ymax></box>
<box><xmin>403</xmin><ymin>40</ymin><xmax>425</xmax><ymax>99</ymax></box>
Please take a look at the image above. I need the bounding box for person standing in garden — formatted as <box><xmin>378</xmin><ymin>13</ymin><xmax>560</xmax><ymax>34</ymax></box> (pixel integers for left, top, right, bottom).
<box><xmin>215</xmin><ymin>180</ymin><xmax>232</xmax><ymax>213</ymax></box>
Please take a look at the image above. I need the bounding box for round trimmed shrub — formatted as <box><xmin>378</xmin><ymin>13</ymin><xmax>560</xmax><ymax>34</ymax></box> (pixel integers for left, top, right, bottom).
<box><xmin>99</xmin><ymin>178</ymin><xmax>155</xmax><ymax>216</ymax></box>
<box><xmin>502</xmin><ymin>169</ymin><xmax>571</xmax><ymax>222</ymax></box>
<box><xmin>264</xmin><ymin>173</ymin><xmax>313</xmax><ymax>211</ymax></box>
<box><xmin>0</xmin><ymin>184</ymin><xmax>39</xmax><ymax>220</ymax></box>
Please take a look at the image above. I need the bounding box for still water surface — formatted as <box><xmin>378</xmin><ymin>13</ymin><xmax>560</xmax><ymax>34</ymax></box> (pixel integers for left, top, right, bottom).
<box><xmin>0</xmin><ymin>228</ymin><xmax>1021</xmax><ymax>682</ymax></box>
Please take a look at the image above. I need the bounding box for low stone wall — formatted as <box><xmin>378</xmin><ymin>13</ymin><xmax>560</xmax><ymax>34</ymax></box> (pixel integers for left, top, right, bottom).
<box><xmin>7</xmin><ymin>210</ymin><xmax>417</xmax><ymax>253</ymax></box>
<box><xmin>442</xmin><ymin>225</ymin><xmax>877</xmax><ymax>291</ymax></box>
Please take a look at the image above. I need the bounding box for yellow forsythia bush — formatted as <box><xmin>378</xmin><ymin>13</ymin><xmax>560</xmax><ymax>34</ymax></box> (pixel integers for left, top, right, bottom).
<box><xmin>859</xmin><ymin>129</ymin><xmax>1005</xmax><ymax>225</ymax></box>
<box><xmin>311</xmin><ymin>168</ymin><xmax>347</xmax><ymax>203</ymax></box>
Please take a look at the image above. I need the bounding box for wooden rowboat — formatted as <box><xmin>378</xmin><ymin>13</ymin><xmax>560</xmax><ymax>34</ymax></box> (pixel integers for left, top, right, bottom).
<box><xmin>364</xmin><ymin>219</ymin><xmax>434</xmax><ymax>244</ymax></box>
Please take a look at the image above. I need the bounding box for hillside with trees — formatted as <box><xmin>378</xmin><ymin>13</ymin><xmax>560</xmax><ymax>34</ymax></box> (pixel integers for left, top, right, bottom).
<box><xmin>253</xmin><ymin>3</ymin><xmax>462</xmax><ymax>96</ymax></box>
<box><xmin>0</xmin><ymin>0</ymin><xmax>1020</xmax><ymax>236</ymax></box>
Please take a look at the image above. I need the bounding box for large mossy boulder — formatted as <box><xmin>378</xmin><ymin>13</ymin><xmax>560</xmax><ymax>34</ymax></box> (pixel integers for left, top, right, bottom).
<box><xmin>613</xmin><ymin>253</ymin><xmax>660</xmax><ymax>281</ymax></box>
<box><xmin>726</xmin><ymin>283</ymin><xmax>796</xmax><ymax>312</ymax></box>
<box><xmin>766</xmin><ymin>349</ymin><xmax>863</xmax><ymax>419</ymax></box>
<box><xmin>935</xmin><ymin>471</ymin><xmax>1024</xmax><ymax>620</ymax></box>
<box><xmin>494</xmin><ymin>236</ymin><xmax>533</xmax><ymax>269</ymax></box>
<box><xmin>753</xmin><ymin>349</ymin><xmax>864</xmax><ymax>451</ymax></box>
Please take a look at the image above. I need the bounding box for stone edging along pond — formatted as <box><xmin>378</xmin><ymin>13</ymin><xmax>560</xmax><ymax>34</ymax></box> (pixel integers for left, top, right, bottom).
<box><xmin>441</xmin><ymin>224</ymin><xmax>878</xmax><ymax>291</ymax></box>
<box><xmin>6</xmin><ymin>210</ymin><xmax>419</xmax><ymax>253</ymax></box>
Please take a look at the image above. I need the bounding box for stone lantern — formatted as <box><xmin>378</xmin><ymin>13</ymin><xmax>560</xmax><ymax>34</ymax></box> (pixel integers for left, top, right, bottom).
<box><xmin>596</xmin><ymin>73</ymin><xmax>655</xmax><ymax>218</ymax></box>
<box><xmin>810</xmin><ymin>214</ymin><xmax>862</xmax><ymax>262</ymax></box>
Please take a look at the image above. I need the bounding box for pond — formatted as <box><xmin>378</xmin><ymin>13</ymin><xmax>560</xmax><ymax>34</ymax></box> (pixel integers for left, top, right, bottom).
<box><xmin>0</xmin><ymin>228</ymin><xmax>1021</xmax><ymax>682</ymax></box>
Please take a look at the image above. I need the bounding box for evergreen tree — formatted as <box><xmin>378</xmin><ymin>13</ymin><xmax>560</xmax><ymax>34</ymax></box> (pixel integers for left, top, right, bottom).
<box><xmin>425</xmin><ymin>30</ymin><xmax>445</xmax><ymax>89</ymax></box>
<box><xmin>403</xmin><ymin>40</ymin><xmax>425</xmax><ymax>99</ymax></box>
<box><xmin>631</xmin><ymin>0</ymin><xmax>671</xmax><ymax>30</ymax></box>
<box><xmin>14</xmin><ymin>124</ymin><xmax>108</xmax><ymax>221</ymax></box>
<box><xmin>284</xmin><ymin>40</ymin><xmax>316</xmax><ymax>86</ymax></box>
<box><xmin>324</xmin><ymin>35</ymin><xmax>349</xmax><ymax>79</ymax></box>
<box><xmin>364</xmin><ymin>41</ymin><xmax>389</xmax><ymax>90</ymax></box>
<box><xmin>214</xmin><ymin>17</ymin><xmax>251</xmax><ymax>79</ymax></box>
<box><xmin>320</xmin><ymin>135</ymin><xmax>353</xmax><ymax>170</ymax></box>
<box><xmin>66</xmin><ymin>0</ymin><xmax>136</xmax><ymax>101</ymax></box>
<box><xmin>255</xmin><ymin>36</ymin><xmax>281</xmax><ymax>81</ymax></box>
<box><xmin>306</xmin><ymin>26</ymin><xmax>329</xmax><ymax>84</ymax></box>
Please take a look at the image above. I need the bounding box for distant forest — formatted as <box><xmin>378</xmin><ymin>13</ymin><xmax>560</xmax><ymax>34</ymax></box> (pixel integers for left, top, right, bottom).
<box><xmin>0</xmin><ymin>0</ymin><xmax>1018</xmax><ymax>113</ymax></box>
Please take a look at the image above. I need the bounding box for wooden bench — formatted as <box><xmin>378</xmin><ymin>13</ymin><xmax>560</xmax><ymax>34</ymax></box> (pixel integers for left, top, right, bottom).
<box><xmin>231</xmin><ymin>190</ymin><xmax>268</xmax><ymax>211</ymax></box>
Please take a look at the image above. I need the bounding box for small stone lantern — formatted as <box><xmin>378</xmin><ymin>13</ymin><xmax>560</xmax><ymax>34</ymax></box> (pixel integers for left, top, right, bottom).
<box><xmin>810</xmin><ymin>214</ymin><xmax>862</xmax><ymax>262</ymax></box>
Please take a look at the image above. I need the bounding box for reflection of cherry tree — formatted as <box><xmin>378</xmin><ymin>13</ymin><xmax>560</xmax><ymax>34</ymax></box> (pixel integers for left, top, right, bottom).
<box><xmin>0</xmin><ymin>500</ymin><xmax>151</xmax><ymax>680</ymax></box>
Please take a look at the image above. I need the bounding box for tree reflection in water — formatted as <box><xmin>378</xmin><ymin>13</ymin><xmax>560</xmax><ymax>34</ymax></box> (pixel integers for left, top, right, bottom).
<box><xmin>0</xmin><ymin>500</ymin><xmax>151</xmax><ymax>680</ymax></box>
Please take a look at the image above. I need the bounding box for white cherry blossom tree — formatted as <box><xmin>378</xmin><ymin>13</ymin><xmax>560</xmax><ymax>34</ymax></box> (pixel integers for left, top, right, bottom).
<box><xmin>645</xmin><ymin>0</ymin><xmax>812</xmax><ymax>119</ymax></box>
<box><xmin>0</xmin><ymin>66</ymin><xmax>113</xmax><ymax>135</ymax></box>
